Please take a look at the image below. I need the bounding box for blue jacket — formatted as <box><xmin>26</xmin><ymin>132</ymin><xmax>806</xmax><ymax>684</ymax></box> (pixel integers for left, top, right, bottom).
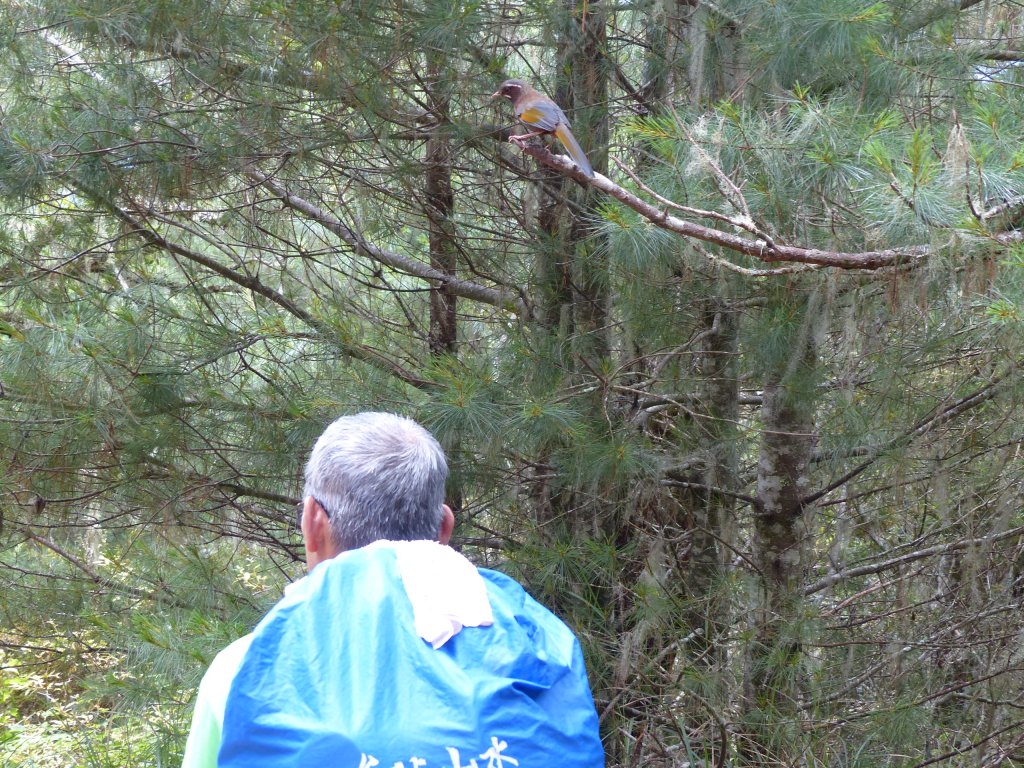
<box><xmin>216</xmin><ymin>543</ymin><xmax>604</xmax><ymax>768</ymax></box>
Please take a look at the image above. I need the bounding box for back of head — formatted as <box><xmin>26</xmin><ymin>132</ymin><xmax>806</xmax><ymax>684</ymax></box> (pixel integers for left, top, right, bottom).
<box><xmin>303</xmin><ymin>412</ymin><xmax>448</xmax><ymax>550</ymax></box>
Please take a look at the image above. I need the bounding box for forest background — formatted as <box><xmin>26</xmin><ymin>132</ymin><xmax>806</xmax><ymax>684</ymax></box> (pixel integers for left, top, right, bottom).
<box><xmin>1</xmin><ymin>0</ymin><xmax>1023</xmax><ymax>765</ymax></box>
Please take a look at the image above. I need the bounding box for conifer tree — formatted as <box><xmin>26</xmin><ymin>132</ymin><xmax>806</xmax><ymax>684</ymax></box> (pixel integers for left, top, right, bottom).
<box><xmin>1</xmin><ymin>1</ymin><xmax>1023</xmax><ymax>765</ymax></box>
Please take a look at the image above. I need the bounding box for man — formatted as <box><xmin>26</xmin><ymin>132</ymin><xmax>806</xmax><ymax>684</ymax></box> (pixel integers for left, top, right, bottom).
<box><xmin>182</xmin><ymin>411</ymin><xmax>604</xmax><ymax>768</ymax></box>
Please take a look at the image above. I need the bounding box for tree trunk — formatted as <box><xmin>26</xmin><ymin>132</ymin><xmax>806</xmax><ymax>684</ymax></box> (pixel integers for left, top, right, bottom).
<box><xmin>425</xmin><ymin>56</ymin><xmax>457</xmax><ymax>356</ymax></box>
<box><xmin>556</xmin><ymin>0</ymin><xmax>610</xmax><ymax>367</ymax></box>
<box><xmin>743</xmin><ymin>290</ymin><xmax>821</xmax><ymax>764</ymax></box>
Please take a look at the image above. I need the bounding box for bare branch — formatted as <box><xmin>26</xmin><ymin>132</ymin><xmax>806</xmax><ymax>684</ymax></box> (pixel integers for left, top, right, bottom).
<box><xmin>520</xmin><ymin>146</ymin><xmax>1024</xmax><ymax>270</ymax></box>
<box><xmin>522</xmin><ymin>146</ymin><xmax>939</xmax><ymax>269</ymax></box>
<box><xmin>248</xmin><ymin>170</ymin><xmax>528</xmax><ymax>317</ymax></box>
<box><xmin>95</xmin><ymin>192</ymin><xmax>433</xmax><ymax>390</ymax></box>
<box><xmin>804</xmin><ymin>524</ymin><xmax>1024</xmax><ymax>595</ymax></box>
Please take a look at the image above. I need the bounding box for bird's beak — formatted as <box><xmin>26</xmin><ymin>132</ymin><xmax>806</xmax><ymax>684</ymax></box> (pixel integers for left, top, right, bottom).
<box><xmin>491</xmin><ymin>90</ymin><xmax>502</xmax><ymax>99</ymax></box>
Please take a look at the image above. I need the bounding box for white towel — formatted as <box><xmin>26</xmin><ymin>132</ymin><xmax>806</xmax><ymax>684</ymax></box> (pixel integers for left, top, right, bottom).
<box><xmin>388</xmin><ymin>540</ymin><xmax>494</xmax><ymax>649</ymax></box>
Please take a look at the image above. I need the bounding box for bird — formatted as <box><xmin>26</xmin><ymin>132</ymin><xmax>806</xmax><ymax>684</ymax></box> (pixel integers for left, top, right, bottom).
<box><xmin>492</xmin><ymin>79</ymin><xmax>594</xmax><ymax>178</ymax></box>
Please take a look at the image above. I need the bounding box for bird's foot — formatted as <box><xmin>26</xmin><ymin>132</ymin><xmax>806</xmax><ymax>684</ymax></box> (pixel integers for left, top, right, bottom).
<box><xmin>509</xmin><ymin>130</ymin><xmax>547</xmax><ymax>148</ymax></box>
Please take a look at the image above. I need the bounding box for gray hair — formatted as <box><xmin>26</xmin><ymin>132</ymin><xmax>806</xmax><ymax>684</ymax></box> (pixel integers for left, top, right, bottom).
<box><xmin>303</xmin><ymin>412</ymin><xmax>448</xmax><ymax>550</ymax></box>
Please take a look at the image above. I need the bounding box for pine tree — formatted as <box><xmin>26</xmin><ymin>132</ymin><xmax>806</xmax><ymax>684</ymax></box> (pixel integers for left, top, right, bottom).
<box><xmin>1</xmin><ymin>0</ymin><xmax>1023</xmax><ymax>765</ymax></box>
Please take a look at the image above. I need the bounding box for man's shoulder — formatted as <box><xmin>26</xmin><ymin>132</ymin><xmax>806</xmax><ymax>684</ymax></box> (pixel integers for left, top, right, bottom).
<box><xmin>200</xmin><ymin>633</ymin><xmax>255</xmax><ymax>691</ymax></box>
<box><xmin>214</xmin><ymin>633</ymin><xmax>255</xmax><ymax>665</ymax></box>
<box><xmin>478</xmin><ymin>566</ymin><xmax>563</xmax><ymax>618</ymax></box>
<box><xmin>181</xmin><ymin>632</ymin><xmax>257</xmax><ymax>768</ymax></box>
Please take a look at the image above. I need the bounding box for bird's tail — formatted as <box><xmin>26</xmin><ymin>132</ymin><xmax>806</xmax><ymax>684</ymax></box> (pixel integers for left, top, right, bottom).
<box><xmin>553</xmin><ymin>124</ymin><xmax>595</xmax><ymax>178</ymax></box>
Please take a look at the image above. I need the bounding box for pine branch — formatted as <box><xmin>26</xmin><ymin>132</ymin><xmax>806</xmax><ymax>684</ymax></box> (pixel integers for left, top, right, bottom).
<box><xmin>909</xmin><ymin>717</ymin><xmax>1024</xmax><ymax>768</ymax></box>
<box><xmin>248</xmin><ymin>170</ymin><xmax>528</xmax><ymax>317</ymax></box>
<box><xmin>976</xmin><ymin>49</ymin><xmax>1024</xmax><ymax>62</ymax></box>
<box><xmin>215</xmin><ymin>483</ymin><xmax>298</xmax><ymax>506</ymax></box>
<box><xmin>803</xmin><ymin>363</ymin><xmax>1019</xmax><ymax>505</ymax></box>
<box><xmin>984</xmin><ymin>195</ymin><xmax>1024</xmax><ymax>220</ymax></box>
<box><xmin>38</xmin><ymin>29</ymin><xmax>427</xmax><ymax>128</ymax></box>
<box><xmin>803</xmin><ymin>523</ymin><xmax>1024</xmax><ymax>595</ymax></box>
<box><xmin>37</xmin><ymin>32</ymin><xmax>515</xmax><ymax>338</ymax></box>
<box><xmin>661</xmin><ymin>478</ymin><xmax>757</xmax><ymax>505</ymax></box>
<box><xmin>22</xmin><ymin>529</ymin><xmax>195</xmax><ymax>610</ymax></box>
<box><xmin>523</xmin><ymin>147</ymin><xmax>934</xmax><ymax>268</ymax></box>
<box><xmin>899</xmin><ymin>0</ymin><xmax>991</xmax><ymax>38</ymax></box>
<box><xmin>521</xmin><ymin>147</ymin><xmax>1024</xmax><ymax>269</ymax></box>
<box><xmin>90</xmin><ymin>191</ymin><xmax>432</xmax><ymax>390</ymax></box>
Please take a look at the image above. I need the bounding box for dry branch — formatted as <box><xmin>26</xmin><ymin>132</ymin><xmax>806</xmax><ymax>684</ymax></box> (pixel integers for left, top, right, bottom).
<box><xmin>518</xmin><ymin>146</ymin><xmax>1021</xmax><ymax>270</ymax></box>
<box><xmin>248</xmin><ymin>170</ymin><xmax>528</xmax><ymax>317</ymax></box>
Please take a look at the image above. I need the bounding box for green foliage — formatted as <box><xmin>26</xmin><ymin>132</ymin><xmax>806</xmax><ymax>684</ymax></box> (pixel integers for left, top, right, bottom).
<box><xmin>985</xmin><ymin>247</ymin><xmax>1024</xmax><ymax>328</ymax></box>
<box><xmin>2</xmin><ymin>0</ymin><xmax>1024</xmax><ymax>765</ymax></box>
<box><xmin>419</xmin><ymin>358</ymin><xmax>508</xmax><ymax>448</ymax></box>
<box><xmin>1</xmin><ymin>535</ymin><xmax>283</xmax><ymax>767</ymax></box>
<box><xmin>595</xmin><ymin>200</ymin><xmax>683</xmax><ymax>274</ymax></box>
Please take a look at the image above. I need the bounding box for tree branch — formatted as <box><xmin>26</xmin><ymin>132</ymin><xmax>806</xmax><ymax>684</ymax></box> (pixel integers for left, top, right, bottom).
<box><xmin>247</xmin><ymin>170</ymin><xmax>528</xmax><ymax>317</ymax></box>
<box><xmin>803</xmin><ymin>363</ymin><xmax>1018</xmax><ymax>506</ymax></box>
<box><xmin>23</xmin><ymin>530</ymin><xmax>194</xmax><ymax>609</ymax></box>
<box><xmin>804</xmin><ymin>524</ymin><xmax>1024</xmax><ymax>595</ymax></box>
<box><xmin>523</xmin><ymin>146</ymin><xmax>938</xmax><ymax>269</ymax></box>
<box><xmin>95</xmin><ymin>193</ymin><xmax>433</xmax><ymax>390</ymax></box>
<box><xmin>521</xmin><ymin>146</ymin><xmax>1024</xmax><ymax>270</ymax></box>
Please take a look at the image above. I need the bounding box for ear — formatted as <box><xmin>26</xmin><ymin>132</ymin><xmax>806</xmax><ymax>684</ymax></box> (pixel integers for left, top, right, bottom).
<box><xmin>437</xmin><ymin>504</ymin><xmax>455</xmax><ymax>546</ymax></box>
<box><xmin>302</xmin><ymin>496</ymin><xmax>339</xmax><ymax>570</ymax></box>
